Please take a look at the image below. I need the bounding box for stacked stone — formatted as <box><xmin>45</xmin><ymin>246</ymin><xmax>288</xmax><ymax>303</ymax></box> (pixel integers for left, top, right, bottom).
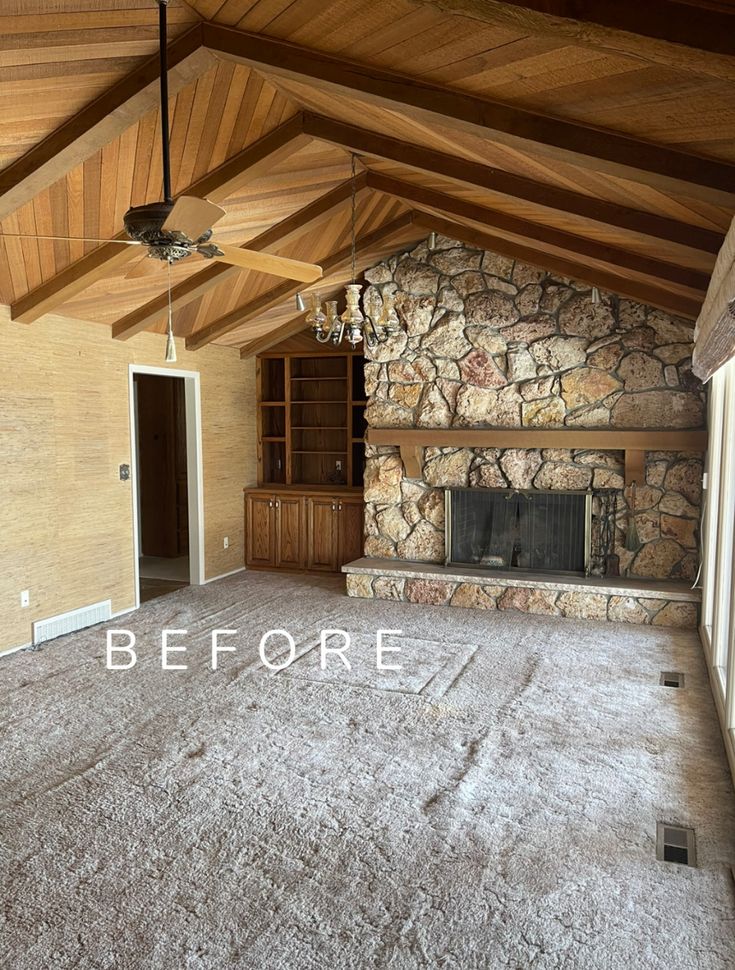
<box><xmin>361</xmin><ymin>236</ymin><xmax>705</xmax><ymax>581</ymax></box>
<box><xmin>345</xmin><ymin>572</ymin><xmax>698</xmax><ymax>628</ymax></box>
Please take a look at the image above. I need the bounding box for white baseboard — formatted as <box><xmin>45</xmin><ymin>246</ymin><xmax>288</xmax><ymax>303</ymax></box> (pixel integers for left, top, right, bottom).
<box><xmin>205</xmin><ymin>566</ymin><xmax>246</xmax><ymax>584</ymax></box>
<box><xmin>0</xmin><ymin>641</ymin><xmax>33</xmax><ymax>659</ymax></box>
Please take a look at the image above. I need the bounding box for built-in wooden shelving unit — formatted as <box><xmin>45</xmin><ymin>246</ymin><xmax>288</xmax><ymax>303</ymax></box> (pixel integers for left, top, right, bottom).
<box><xmin>258</xmin><ymin>351</ymin><xmax>365</xmax><ymax>488</ymax></box>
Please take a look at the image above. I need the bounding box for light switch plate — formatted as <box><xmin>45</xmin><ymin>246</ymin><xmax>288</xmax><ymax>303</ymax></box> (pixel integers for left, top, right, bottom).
<box><xmin>20</xmin><ymin>590</ymin><xmax>29</xmax><ymax>608</ymax></box>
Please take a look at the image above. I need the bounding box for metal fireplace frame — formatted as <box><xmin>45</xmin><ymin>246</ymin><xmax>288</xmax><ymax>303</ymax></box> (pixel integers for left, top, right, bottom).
<box><xmin>444</xmin><ymin>486</ymin><xmax>594</xmax><ymax>576</ymax></box>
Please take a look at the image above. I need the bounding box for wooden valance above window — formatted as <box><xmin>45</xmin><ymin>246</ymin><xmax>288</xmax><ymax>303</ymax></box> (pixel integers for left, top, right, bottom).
<box><xmin>693</xmin><ymin>216</ymin><xmax>735</xmax><ymax>382</ymax></box>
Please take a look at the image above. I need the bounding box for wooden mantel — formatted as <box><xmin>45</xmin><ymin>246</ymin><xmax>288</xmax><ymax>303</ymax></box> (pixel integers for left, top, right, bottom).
<box><xmin>365</xmin><ymin>428</ymin><xmax>709</xmax><ymax>485</ymax></box>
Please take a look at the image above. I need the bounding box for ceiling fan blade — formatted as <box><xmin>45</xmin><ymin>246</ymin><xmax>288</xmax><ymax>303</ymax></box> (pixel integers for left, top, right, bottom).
<box><xmin>124</xmin><ymin>256</ymin><xmax>164</xmax><ymax>280</ymax></box>
<box><xmin>162</xmin><ymin>197</ymin><xmax>226</xmax><ymax>241</ymax></box>
<box><xmin>210</xmin><ymin>245</ymin><xmax>323</xmax><ymax>283</ymax></box>
<box><xmin>0</xmin><ymin>232</ymin><xmax>142</xmax><ymax>244</ymax></box>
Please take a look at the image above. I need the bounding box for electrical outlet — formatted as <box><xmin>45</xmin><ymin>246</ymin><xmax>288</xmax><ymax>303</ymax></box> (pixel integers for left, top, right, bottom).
<box><xmin>20</xmin><ymin>590</ymin><xmax>29</xmax><ymax>608</ymax></box>
<box><xmin>223</xmin><ymin>536</ymin><xmax>229</xmax><ymax>549</ymax></box>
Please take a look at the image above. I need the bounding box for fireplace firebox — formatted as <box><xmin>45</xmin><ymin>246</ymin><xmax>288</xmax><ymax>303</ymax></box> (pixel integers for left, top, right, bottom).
<box><xmin>445</xmin><ymin>487</ymin><xmax>592</xmax><ymax>575</ymax></box>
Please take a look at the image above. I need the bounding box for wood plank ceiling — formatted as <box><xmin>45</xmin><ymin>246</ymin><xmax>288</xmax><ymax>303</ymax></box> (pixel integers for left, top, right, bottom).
<box><xmin>0</xmin><ymin>0</ymin><xmax>733</xmax><ymax>356</ymax></box>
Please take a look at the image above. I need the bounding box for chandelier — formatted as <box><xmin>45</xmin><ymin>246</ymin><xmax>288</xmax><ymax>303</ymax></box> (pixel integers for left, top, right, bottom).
<box><xmin>302</xmin><ymin>155</ymin><xmax>404</xmax><ymax>348</ymax></box>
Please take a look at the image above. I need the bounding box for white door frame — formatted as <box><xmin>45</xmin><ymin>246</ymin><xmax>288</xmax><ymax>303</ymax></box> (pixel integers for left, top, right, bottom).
<box><xmin>128</xmin><ymin>364</ymin><xmax>205</xmax><ymax>609</ymax></box>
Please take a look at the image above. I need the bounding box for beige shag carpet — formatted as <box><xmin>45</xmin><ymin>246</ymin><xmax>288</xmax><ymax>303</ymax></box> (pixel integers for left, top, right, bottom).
<box><xmin>1</xmin><ymin>571</ymin><xmax>734</xmax><ymax>969</ymax></box>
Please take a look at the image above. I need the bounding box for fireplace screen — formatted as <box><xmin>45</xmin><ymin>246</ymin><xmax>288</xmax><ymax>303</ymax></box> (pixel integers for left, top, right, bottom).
<box><xmin>446</xmin><ymin>487</ymin><xmax>592</xmax><ymax>575</ymax></box>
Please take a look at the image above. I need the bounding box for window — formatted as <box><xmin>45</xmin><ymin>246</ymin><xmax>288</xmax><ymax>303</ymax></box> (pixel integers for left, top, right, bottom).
<box><xmin>701</xmin><ymin>375</ymin><xmax>725</xmax><ymax>649</ymax></box>
<box><xmin>701</xmin><ymin>357</ymin><xmax>735</xmax><ymax>767</ymax></box>
<box><xmin>713</xmin><ymin>371</ymin><xmax>735</xmax><ymax>689</ymax></box>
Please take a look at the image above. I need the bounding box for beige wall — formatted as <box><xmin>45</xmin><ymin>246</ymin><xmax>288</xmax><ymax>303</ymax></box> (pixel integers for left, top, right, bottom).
<box><xmin>0</xmin><ymin>309</ymin><xmax>257</xmax><ymax>655</ymax></box>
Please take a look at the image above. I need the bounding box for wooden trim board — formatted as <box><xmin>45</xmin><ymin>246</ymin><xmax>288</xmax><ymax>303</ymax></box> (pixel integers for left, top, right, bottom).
<box><xmin>367</xmin><ymin>428</ymin><xmax>708</xmax><ymax>450</ymax></box>
<box><xmin>369</xmin><ymin>428</ymin><xmax>708</xmax><ymax>487</ymax></box>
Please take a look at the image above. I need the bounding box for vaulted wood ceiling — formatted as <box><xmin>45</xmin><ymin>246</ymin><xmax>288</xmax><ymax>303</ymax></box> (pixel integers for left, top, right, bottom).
<box><xmin>1</xmin><ymin>0</ymin><xmax>733</xmax><ymax>357</ymax></box>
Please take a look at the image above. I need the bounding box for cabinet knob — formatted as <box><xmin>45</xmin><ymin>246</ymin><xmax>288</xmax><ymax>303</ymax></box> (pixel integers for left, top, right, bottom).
<box><xmin>275</xmin><ymin>501</ymin><xmax>280</xmax><ymax>509</ymax></box>
<box><xmin>268</xmin><ymin>500</ymin><xmax>274</xmax><ymax>508</ymax></box>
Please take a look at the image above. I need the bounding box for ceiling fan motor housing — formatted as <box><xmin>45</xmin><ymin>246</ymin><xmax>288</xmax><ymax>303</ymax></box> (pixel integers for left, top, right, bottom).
<box><xmin>123</xmin><ymin>201</ymin><xmax>212</xmax><ymax>262</ymax></box>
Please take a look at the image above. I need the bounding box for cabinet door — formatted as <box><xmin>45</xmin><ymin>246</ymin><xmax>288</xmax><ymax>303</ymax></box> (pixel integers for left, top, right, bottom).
<box><xmin>338</xmin><ymin>498</ymin><xmax>364</xmax><ymax>567</ymax></box>
<box><xmin>246</xmin><ymin>494</ymin><xmax>275</xmax><ymax>567</ymax></box>
<box><xmin>307</xmin><ymin>497</ymin><xmax>339</xmax><ymax>571</ymax></box>
<box><xmin>276</xmin><ymin>495</ymin><xmax>304</xmax><ymax>569</ymax></box>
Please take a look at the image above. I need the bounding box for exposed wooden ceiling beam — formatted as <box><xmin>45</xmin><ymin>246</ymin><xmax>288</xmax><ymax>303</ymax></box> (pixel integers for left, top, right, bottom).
<box><xmin>413</xmin><ymin>1</ymin><xmax>735</xmax><ymax>82</ymax></box>
<box><xmin>240</xmin><ymin>312</ymin><xmax>327</xmax><ymax>359</ymax></box>
<box><xmin>0</xmin><ymin>25</ymin><xmax>213</xmax><ymax>224</ymax></box>
<box><xmin>495</xmin><ymin>0</ymin><xmax>735</xmax><ymax>54</ymax></box>
<box><xmin>303</xmin><ymin>114</ymin><xmax>724</xmax><ymax>256</ymax></box>
<box><xmin>111</xmin><ymin>172</ymin><xmax>367</xmax><ymax>340</ymax></box>
<box><xmin>413</xmin><ymin>212</ymin><xmax>702</xmax><ymax>320</ymax></box>
<box><xmin>187</xmin><ymin>213</ymin><xmax>417</xmax><ymax>351</ymax></box>
<box><xmin>11</xmin><ymin>117</ymin><xmax>311</xmax><ymax>324</ymax></box>
<box><xmin>366</xmin><ymin>172</ymin><xmax>711</xmax><ymax>292</ymax></box>
<box><xmin>205</xmin><ymin>23</ymin><xmax>735</xmax><ymax>206</ymax></box>
<box><xmin>240</xmin><ymin>278</ymin><xmax>362</xmax><ymax>357</ymax></box>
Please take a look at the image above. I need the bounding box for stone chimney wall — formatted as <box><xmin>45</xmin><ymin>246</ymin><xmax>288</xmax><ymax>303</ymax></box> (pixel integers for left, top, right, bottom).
<box><xmin>360</xmin><ymin>235</ymin><xmax>706</xmax><ymax>581</ymax></box>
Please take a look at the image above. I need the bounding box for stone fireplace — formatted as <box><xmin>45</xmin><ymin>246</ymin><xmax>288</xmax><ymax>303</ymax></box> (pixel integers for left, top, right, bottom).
<box><xmin>344</xmin><ymin>234</ymin><xmax>706</xmax><ymax>628</ymax></box>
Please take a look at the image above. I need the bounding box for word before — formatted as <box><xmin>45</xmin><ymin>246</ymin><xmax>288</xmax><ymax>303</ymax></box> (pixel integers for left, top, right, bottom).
<box><xmin>105</xmin><ymin>628</ymin><xmax>404</xmax><ymax>672</ymax></box>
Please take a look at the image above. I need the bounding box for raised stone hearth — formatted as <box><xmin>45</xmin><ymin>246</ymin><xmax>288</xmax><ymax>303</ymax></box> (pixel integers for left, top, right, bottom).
<box><xmin>344</xmin><ymin>559</ymin><xmax>700</xmax><ymax>628</ymax></box>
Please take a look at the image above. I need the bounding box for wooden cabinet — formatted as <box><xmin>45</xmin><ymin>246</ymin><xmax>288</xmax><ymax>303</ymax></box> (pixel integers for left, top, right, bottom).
<box><xmin>245</xmin><ymin>488</ymin><xmax>363</xmax><ymax>573</ymax></box>
<box><xmin>306</xmin><ymin>497</ymin><xmax>341</xmax><ymax>571</ymax></box>
<box><xmin>245</xmin><ymin>493</ymin><xmax>276</xmax><ymax>567</ymax></box>
<box><xmin>275</xmin><ymin>495</ymin><xmax>305</xmax><ymax>569</ymax></box>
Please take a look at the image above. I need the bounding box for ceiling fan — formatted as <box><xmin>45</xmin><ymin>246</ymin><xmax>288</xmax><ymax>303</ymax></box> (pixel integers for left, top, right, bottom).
<box><xmin>1</xmin><ymin>0</ymin><xmax>323</xmax><ymax>289</ymax></box>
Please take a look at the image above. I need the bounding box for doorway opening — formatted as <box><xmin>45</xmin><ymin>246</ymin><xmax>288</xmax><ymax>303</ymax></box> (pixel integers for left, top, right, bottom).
<box><xmin>129</xmin><ymin>366</ymin><xmax>204</xmax><ymax>607</ymax></box>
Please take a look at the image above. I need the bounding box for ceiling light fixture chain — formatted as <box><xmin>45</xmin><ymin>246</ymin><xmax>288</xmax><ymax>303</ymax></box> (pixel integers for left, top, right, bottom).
<box><xmin>350</xmin><ymin>153</ymin><xmax>357</xmax><ymax>286</ymax></box>
<box><xmin>303</xmin><ymin>154</ymin><xmax>405</xmax><ymax>348</ymax></box>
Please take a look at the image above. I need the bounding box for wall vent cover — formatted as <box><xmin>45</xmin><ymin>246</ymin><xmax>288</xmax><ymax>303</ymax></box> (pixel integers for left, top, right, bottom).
<box><xmin>660</xmin><ymin>671</ymin><xmax>685</xmax><ymax>688</ymax></box>
<box><xmin>32</xmin><ymin>600</ymin><xmax>112</xmax><ymax>645</ymax></box>
<box><xmin>656</xmin><ymin>822</ymin><xmax>697</xmax><ymax>866</ymax></box>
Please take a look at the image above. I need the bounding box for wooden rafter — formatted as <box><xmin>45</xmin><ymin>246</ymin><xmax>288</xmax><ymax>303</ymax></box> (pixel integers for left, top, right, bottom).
<box><xmin>410</xmin><ymin>1</ymin><xmax>735</xmax><ymax>81</ymax></box>
<box><xmin>205</xmin><ymin>23</ymin><xmax>735</xmax><ymax>205</ymax></box>
<box><xmin>241</xmin><ymin>312</ymin><xmax>327</xmax><ymax>359</ymax></box>
<box><xmin>11</xmin><ymin>117</ymin><xmax>311</xmax><ymax>324</ymax></box>
<box><xmin>0</xmin><ymin>25</ymin><xmax>213</xmax><ymax>224</ymax></box>
<box><xmin>111</xmin><ymin>172</ymin><xmax>368</xmax><ymax>340</ymax></box>
<box><xmin>303</xmin><ymin>114</ymin><xmax>724</xmax><ymax>255</ymax></box>
<box><xmin>240</xmin><ymin>281</ymin><xmax>350</xmax><ymax>358</ymax></box>
<box><xmin>186</xmin><ymin>213</ymin><xmax>417</xmax><ymax>351</ymax></box>
<box><xmin>494</xmin><ymin>0</ymin><xmax>735</xmax><ymax>53</ymax></box>
<box><xmin>366</xmin><ymin>172</ymin><xmax>711</xmax><ymax>292</ymax></box>
<box><xmin>412</xmin><ymin>212</ymin><xmax>702</xmax><ymax>319</ymax></box>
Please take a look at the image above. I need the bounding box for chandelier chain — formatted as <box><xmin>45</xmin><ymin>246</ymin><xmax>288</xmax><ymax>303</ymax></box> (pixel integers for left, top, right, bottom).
<box><xmin>303</xmin><ymin>152</ymin><xmax>404</xmax><ymax>347</ymax></box>
<box><xmin>350</xmin><ymin>153</ymin><xmax>356</xmax><ymax>285</ymax></box>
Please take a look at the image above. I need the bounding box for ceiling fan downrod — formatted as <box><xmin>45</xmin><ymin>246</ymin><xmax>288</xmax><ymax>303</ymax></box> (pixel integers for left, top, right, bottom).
<box><xmin>157</xmin><ymin>0</ymin><xmax>172</xmax><ymax>204</ymax></box>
